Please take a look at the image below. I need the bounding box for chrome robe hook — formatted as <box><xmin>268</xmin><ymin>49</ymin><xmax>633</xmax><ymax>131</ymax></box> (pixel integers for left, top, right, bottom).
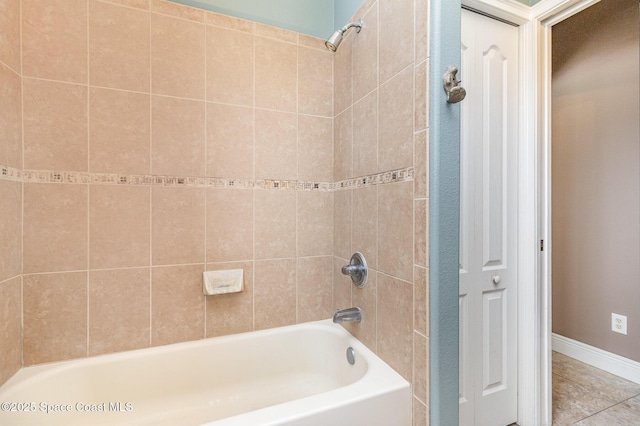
<box><xmin>442</xmin><ymin>65</ymin><xmax>466</xmax><ymax>104</ymax></box>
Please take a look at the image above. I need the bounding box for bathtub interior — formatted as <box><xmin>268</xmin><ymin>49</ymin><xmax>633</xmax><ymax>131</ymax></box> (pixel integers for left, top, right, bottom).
<box><xmin>0</xmin><ymin>321</ymin><xmax>409</xmax><ymax>426</ymax></box>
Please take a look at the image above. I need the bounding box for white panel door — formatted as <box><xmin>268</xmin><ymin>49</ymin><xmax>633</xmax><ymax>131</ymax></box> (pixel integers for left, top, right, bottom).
<box><xmin>459</xmin><ymin>8</ymin><xmax>519</xmax><ymax>426</ymax></box>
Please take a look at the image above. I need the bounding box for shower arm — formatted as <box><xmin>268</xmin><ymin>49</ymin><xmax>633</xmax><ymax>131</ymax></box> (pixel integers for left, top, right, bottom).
<box><xmin>340</xmin><ymin>20</ymin><xmax>363</xmax><ymax>35</ymax></box>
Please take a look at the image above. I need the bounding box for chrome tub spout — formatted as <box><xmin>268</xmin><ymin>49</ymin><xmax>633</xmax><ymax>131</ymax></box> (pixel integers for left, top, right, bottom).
<box><xmin>333</xmin><ymin>307</ymin><xmax>363</xmax><ymax>324</ymax></box>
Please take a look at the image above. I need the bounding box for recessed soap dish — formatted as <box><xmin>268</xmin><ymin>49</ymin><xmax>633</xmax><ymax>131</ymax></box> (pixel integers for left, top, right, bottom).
<box><xmin>203</xmin><ymin>269</ymin><xmax>244</xmax><ymax>295</ymax></box>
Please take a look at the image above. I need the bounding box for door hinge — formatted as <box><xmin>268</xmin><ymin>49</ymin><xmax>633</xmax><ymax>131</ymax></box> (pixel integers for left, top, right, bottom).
<box><xmin>540</xmin><ymin>240</ymin><xmax>544</xmax><ymax>251</ymax></box>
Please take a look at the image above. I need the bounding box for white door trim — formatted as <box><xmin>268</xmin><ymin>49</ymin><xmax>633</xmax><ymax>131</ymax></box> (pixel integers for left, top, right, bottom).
<box><xmin>531</xmin><ymin>1</ymin><xmax>601</xmax><ymax>425</ymax></box>
<box><xmin>459</xmin><ymin>1</ymin><xmax>602</xmax><ymax>425</ymax></box>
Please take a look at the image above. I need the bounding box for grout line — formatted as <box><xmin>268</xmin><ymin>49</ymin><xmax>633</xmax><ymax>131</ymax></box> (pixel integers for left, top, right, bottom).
<box><xmin>19</xmin><ymin>0</ymin><xmax>25</xmax><ymax>369</ymax></box>
<box><xmin>0</xmin><ymin>58</ymin><xmax>20</xmax><ymax>77</ymax></box>
<box><xmin>203</xmin><ymin>20</ymin><xmax>209</xmax><ymax>340</ymax></box>
<box><xmin>86</xmin><ymin>0</ymin><xmax>91</xmax><ymax>358</ymax></box>
<box><xmin>294</xmin><ymin>40</ymin><xmax>299</xmax><ymax>325</ymax></box>
<box><xmin>251</xmin><ymin>29</ymin><xmax>256</xmax><ymax>332</ymax></box>
<box><xmin>148</xmin><ymin>187</ymin><xmax>153</xmax><ymax>347</ymax></box>
<box><xmin>148</xmin><ymin>6</ymin><xmax>154</xmax><ymax>348</ymax></box>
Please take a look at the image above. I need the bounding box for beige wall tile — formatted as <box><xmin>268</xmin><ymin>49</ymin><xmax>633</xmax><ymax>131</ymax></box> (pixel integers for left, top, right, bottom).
<box><xmin>0</xmin><ymin>181</ymin><xmax>21</xmax><ymax>282</ymax></box>
<box><xmin>415</xmin><ymin>0</ymin><xmax>429</xmax><ymax>64</ymax></box>
<box><xmin>333</xmin><ymin>256</ymin><xmax>352</xmax><ymax>310</ymax></box>
<box><xmin>0</xmin><ymin>64</ymin><xmax>21</xmax><ymax>169</ymax></box>
<box><xmin>415</xmin><ymin>266</ymin><xmax>428</xmax><ymax>337</ymax></box>
<box><xmin>206</xmin><ymin>189</ymin><xmax>253</xmax><ymax>262</ymax></box>
<box><xmin>352</xmin><ymin>5</ymin><xmax>378</xmax><ymax>102</ymax></box>
<box><xmin>22</xmin><ymin>0</ymin><xmax>87</xmax><ymax>82</ymax></box>
<box><xmin>152</xmin><ymin>264</ymin><xmax>205</xmax><ymax>346</ymax></box>
<box><xmin>414</xmin><ymin>331</ymin><xmax>429</xmax><ymax>404</ymax></box>
<box><xmin>206</xmin><ymin>26</ymin><xmax>253</xmax><ymax>106</ymax></box>
<box><xmin>89</xmin><ymin>185</ymin><xmax>150</xmax><ymax>269</ymax></box>
<box><xmin>415</xmin><ymin>199</ymin><xmax>427</xmax><ymax>267</ymax></box>
<box><xmin>415</xmin><ymin>130</ymin><xmax>428</xmax><ymax>198</ymax></box>
<box><xmin>334</xmin><ymin>108</ymin><xmax>353</xmax><ymax>181</ymax></box>
<box><xmin>90</xmin><ymin>88</ymin><xmax>150</xmax><ymax>174</ymax></box>
<box><xmin>255</xmin><ymin>109</ymin><xmax>297</xmax><ymax>180</ymax></box>
<box><xmin>415</xmin><ymin>61</ymin><xmax>428</xmax><ymax>132</ymax></box>
<box><xmin>342</xmin><ymin>270</ymin><xmax>377</xmax><ymax>350</ymax></box>
<box><xmin>379</xmin><ymin>66</ymin><xmax>414</xmax><ymax>172</ymax></box>
<box><xmin>333</xmin><ymin>189</ymin><xmax>352</xmax><ymax>260</ymax></box>
<box><xmin>0</xmin><ymin>0</ymin><xmax>20</xmax><ymax>72</ymax></box>
<box><xmin>23</xmin><ymin>272</ymin><xmax>87</xmax><ymax>365</ymax></box>
<box><xmin>103</xmin><ymin>0</ymin><xmax>149</xmax><ymax>10</ymax></box>
<box><xmin>333</xmin><ymin>32</ymin><xmax>353</xmax><ymax>116</ymax></box>
<box><xmin>152</xmin><ymin>187</ymin><xmax>205</xmax><ymax>265</ymax></box>
<box><xmin>89</xmin><ymin>268</ymin><xmax>150</xmax><ymax>355</ymax></box>
<box><xmin>379</xmin><ymin>0</ymin><xmax>414</xmax><ymax>84</ymax></box>
<box><xmin>151</xmin><ymin>0</ymin><xmax>204</xmax><ymax>22</ymax></box>
<box><xmin>23</xmin><ymin>183</ymin><xmax>88</xmax><ymax>273</ymax></box>
<box><xmin>298</xmin><ymin>115</ymin><xmax>333</xmax><ymax>182</ymax></box>
<box><xmin>353</xmin><ymin>90</ymin><xmax>378</xmax><ymax>177</ymax></box>
<box><xmin>206</xmin><ymin>261</ymin><xmax>253</xmax><ymax>337</ymax></box>
<box><xmin>413</xmin><ymin>397</ymin><xmax>428</xmax><ymax>426</ymax></box>
<box><xmin>23</xmin><ymin>79</ymin><xmax>88</xmax><ymax>171</ymax></box>
<box><xmin>89</xmin><ymin>0</ymin><xmax>150</xmax><ymax>92</ymax></box>
<box><xmin>298</xmin><ymin>34</ymin><xmax>326</xmax><ymax>51</ymax></box>
<box><xmin>255</xmin><ymin>37</ymin><xmax>297</xmax><ymax>112</ymax></box>
<box><xmin>298</xmin><ymin>46</ymin><xmax>333</xmax><ymax>117</ymax></box>
<box><xmin>297</xmin><ymin>191</ymin><xmax>333</xmax><ymax>257</ymax></box>
<box><xmin>0</xmin><ymin>277</ymin><xmax>21</xmax><ymax>384</ymax></box>
<box><xmin>255</xmin><ymin>23</ymin><xmax>297</xmax><ymax>43</ymax></box>
<box><xmin>255</xmin><ymin>190</ymin><xmax>296</xmax><ymax>259</ymax></box>
<box><xmin>151</xmin><ymin>13</ymin><xmax>205</xmax><ymax>99</ymax></box>
<box><xmin>255</xmin><ymin>259</ymin><xmax>296</xmax><ymax>329</ymax></box>
<box><xmin>378</xmin><ymin>181</ymin><xmax>413</xmax><ymax>281</ymax></box>
<box><xmin>205</xmin><ymin>12</ymin><xmax>254</xmax><ymax>33</ymax></box>
<box><xmin>151</xmin><ymin>96</ymin><xmax>205</xmax><ymax>176</ymax></box>
<box><xmin>206</xmin><ymin>103</ymin><xmax>254</xmax><ymax>178</ymax></box>
<box><xmin>352</xmin><ymin>186</ymin><xmax>377</xmax><ymax>268</ymax></box>
<box><xmin>377</xmin><ymin>273</ymin><xmax>413</xmax><ymax>381</ymax></box>
<box><xmin>297</xmin><ymin>256</ymin><xmax>333</xmax><ymax>323</ymax></box>
<box><xmin>354</xmin><ymin>0</ymin><xmax>376</xmax><ymax>18</ymax></box>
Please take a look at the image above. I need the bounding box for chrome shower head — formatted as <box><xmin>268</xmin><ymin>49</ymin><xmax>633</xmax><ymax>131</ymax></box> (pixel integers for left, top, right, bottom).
<box><xmin>325</xmin><ymin>19</ymin><xmax>363</xmax><ymax>52</ymax></box>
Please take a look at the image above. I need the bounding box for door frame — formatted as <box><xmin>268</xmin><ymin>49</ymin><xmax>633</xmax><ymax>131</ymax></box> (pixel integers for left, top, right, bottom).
<box><xmin>528</xmin><ymin>1</ymin><xmax>602</xmax><ymax>425</ymax></box>
<box><xmin>430</xmin><ymin>0</ymin><xmax>602</xmax><ymax>425</ymax></box>
<box><xmin>465</xmin><ymin>0</ymin><xmax>602</xmax><ymax>425</ymax></box>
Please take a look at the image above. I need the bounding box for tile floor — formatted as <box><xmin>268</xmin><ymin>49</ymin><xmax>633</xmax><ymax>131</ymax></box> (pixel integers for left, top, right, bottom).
<box><xmin>553</xmin><ymin>351</ymin><xmax>640</xmax><ymax>425</ymax></box>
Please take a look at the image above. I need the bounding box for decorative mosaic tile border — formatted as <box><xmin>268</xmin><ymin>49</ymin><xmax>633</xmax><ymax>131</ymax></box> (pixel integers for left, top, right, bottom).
<box><xmin>335</xmin><ymin>167</ymin><xmax>415</xmax><ymax>190</ymax></box>
<box><xmin>0</xmin><ymin>165</ymin><xmax>22</xmax><ymax>183</ymax></box>
<box><xmin>1</xmin><ymin>164</ymin><xmax>414</xmax><ymax>191</ymax></box>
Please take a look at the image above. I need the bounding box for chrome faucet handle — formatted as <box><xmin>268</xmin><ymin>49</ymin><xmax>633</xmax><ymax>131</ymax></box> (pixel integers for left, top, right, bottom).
<box><xmin>341</xmin><ymin>264</ymin><xmax>364</xmax><ymax>275</ymax></box>
<box><xmin>341</xmin><ymin>252</ymin><xmax>368</xmax><ymax>288</ymax></box>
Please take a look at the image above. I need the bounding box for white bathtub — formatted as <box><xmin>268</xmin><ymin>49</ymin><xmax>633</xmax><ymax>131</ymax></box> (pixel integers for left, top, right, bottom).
<box><xmin>0</xmin><ymin>319</ymin><xmax>411</xmax><ymax>425</ymax></box>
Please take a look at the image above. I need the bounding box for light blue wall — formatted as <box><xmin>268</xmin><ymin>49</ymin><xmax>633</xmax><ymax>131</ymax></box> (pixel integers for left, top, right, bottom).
<box><xmin>334</xmin><ymin>0</ymin><xmax>366</xmax><ymax>28</ymax></box>
<box><xmin>171</xmin><ymin>0</ymin><xmax>363</xmax><ymax>39</ymax></box>
<box><xmin>429</xmin><ymin>0</ymin><xmax>460</xmax><ymax>424</ymax></box>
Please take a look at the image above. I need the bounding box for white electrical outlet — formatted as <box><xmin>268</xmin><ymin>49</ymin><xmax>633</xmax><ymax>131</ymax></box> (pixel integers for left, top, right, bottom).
<box><xmin>612</xmin><ymin>313</ymin><xmax>627</xmax><ymax>335</ymax></box>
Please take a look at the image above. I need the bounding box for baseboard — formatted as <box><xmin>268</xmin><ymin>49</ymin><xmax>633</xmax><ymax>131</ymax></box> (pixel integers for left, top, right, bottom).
<box><xmin>552</xmin><ymin>333</ymin><xmax>640</xmax><ymax>384</ymax></box>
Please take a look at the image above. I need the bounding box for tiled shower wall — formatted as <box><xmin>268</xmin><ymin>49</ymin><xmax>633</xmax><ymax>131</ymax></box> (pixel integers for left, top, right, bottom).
<box><xmin>0</xmin><ymin>0</ymin><xmax>430</xmax><ymax>424</ymax></box>
<box><xmin>0</xmin><ymin>0</ymin><xmax>23</xmax><ymax>387</ymax></box>
<box><xmin>331</xmin><ymin>0</ymin><xmax>430</xmax><ymax>424</ymax></box>
<box><xmin>8</xmin><ymin>0</ymin><xmax>337</xmax><ymax>366</ymax></box>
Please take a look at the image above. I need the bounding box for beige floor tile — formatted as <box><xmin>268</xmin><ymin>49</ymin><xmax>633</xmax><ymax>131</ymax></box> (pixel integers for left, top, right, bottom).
<box><xmin>554</xmin><ymin>352</ymin><xmax>640</xmax><ymax>402</ymax></box>
<box><xmin>576</xmin><ymin>395</ymin><xmax>640</xmax><ymax>425</ymax></box>
<box><xmin>553</xmin><ymin>373</ymin><xmax>618</xmax><ymax>425</ymax></box>
<box><xmin>552</xmin><ymin>352</ymin><xmax>640</xmax><ymax>425</ymax></box>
